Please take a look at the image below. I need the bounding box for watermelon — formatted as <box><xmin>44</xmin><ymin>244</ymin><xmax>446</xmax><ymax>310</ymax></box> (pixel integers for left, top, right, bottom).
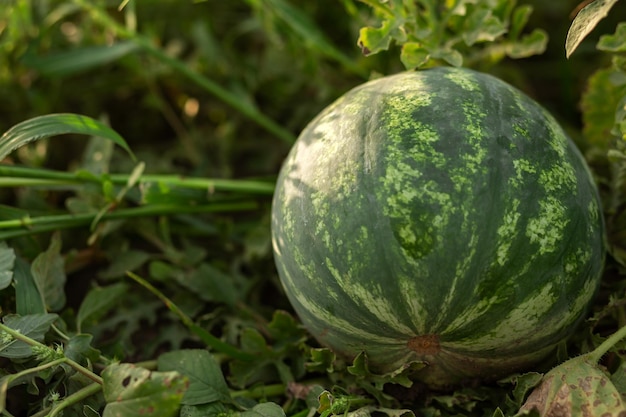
<box><xmin>271</xmin><ymin>67</ymin><xmax>605</xmax><ymax>389</ymax></box>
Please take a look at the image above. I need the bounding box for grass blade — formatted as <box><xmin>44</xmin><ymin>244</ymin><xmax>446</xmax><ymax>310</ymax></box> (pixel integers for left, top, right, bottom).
<box><xmin>23</xmin><ymin>41</ymin><xmax>140</xmax><ymax>76</ymax></box>
<box><xmin>0</xmin><ymin>113</ymin><xmax>136</xmax><ymax>161</ymax></box>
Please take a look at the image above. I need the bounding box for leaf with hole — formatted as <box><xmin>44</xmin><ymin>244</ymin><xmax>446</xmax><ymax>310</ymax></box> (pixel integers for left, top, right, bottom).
<box><xmin>102</xmin><ymin>363</ymin><xmax>188</xmax><ymax>417</ymax></box>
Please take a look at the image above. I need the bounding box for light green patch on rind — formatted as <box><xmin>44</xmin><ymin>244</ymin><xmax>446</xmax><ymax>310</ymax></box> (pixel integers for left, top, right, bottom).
<box><xmin>511</xmin><ymin>159</ymin><xmax>537</xmax><ymax>188</ymax></box>
<box><xmin>444</xmin><ymin>70</ymin><xmax>480</xmax><ymax>92</ymax></box>
<box><xmin>324</xmin><ymin>256</ymin><xmax>415</xmax><ymax>335</ymax></box>
<box><xmin>538</xmin><ymin>162</ymin><xmax>577</xmax><ymax>193</ymax></box>
<box><xmin>496</xmin><ymin>199</ymin><xmax>522</xmax><ymax>266</ymax></box>
<box><xmin>451</xmin><ymin>282</ymin><xmax>557</xmax><ymax>350</ymax></box>
<box><xmin>526</xmin><ymin>196</ymin><xmax>569</xmax><ymax>255</ymax></box>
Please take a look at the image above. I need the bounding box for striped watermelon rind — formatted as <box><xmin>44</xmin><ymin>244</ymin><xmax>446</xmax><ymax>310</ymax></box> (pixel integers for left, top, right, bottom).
<box><xmin>271</xmin><ymin>67</ymin><xmax>605</xmax><ymax>388</ymax></box>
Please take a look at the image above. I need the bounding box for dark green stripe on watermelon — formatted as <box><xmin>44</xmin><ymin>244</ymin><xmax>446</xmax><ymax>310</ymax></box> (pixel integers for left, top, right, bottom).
<box><xmin>271</xmin><ymin>67</ymin><xmax>605</xmax><ymax>388</ymax></box>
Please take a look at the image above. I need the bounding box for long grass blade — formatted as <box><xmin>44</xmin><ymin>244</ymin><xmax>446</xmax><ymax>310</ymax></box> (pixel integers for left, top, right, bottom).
<box><xmin>0</xmin><ymin>114</ymin><xmax>136</xmax><ymax>161</ymax></box>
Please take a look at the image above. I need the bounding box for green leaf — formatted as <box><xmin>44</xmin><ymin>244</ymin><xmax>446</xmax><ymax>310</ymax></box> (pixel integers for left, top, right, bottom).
<box><xmin>267</xmin><ymin>310</ymin><xmax>307</xmax><ymax>347</ymax></box>
<box><xmin>506</xmin><ymin>28</ymin><xmax>548</xmax><ymax>58</ymax></box>
<box><xmin>431</xmin><ymin>47</ymin><xmax>463</xmax><ymax>67</ymax></box>
<box><xmin>347</xmin><ymin>351</ymin><xmax>425</xmax><ymax>389</ymax></box>
<box><xmin>13</xmin><ymin>257</ymin><xmax>46</xmax><ymax>315</ymax></box>
<box><xmin>580</xmin><ymin>67</ymin><xmax>626</xmax><ymax>147</ymax></box>
<box><xmin>0</xmin><ymin>242</ymin><xmax>15</xmax><ymax>290</ymax></box>
<box><xmin>180</xmin><ymin>402</ymin><xmax>229</xmax><ymax>417</ymax></box>
<box><xmin>64</xmin><ymin>334</ymin><xmax>101</xmax><ymax>366</ymax></box>
<box><xmin>240</xmin><ymin>402</ymin><xmax>286</xmax><ymax>417</ymax></box>
<box><xmin>610</xmin><ymin>360</ymin><xmax>626</xmax><ymax>399</ymax></box>
<box><xmin>102</xmin><ymin>363</ymin><xmax>188</xmax><ymax>417</ymax></box>
<box><xmin>23</xmin><ymin>41</ymin><xmax>140</xmax><ymax>77</ymax></box>
<box><xmin>98</xmin><ymin>250</ymin><xmax>151</xmax><ymax>280</ymax></box>
<box><xmin>175</xmin><ymin>263</ymin><xmax>239</xmax><ymax>306</ymax></box>
<box><xmin>0</xmin><ymin>313</ymin><xmax>58</xmax><ymax>358</ymax></box>
<box><xmin>598</xmin><ymin>21</ymin><xmax>626</xmax><ymax>52</ymax></box>
<box><xmin>0</xmin><ymin>113</ymin><xmax>135</xmax><ymax>161</ymax></box>
<box><xmin>462</xmin><ymin>7</ymin><xmax>507</xmax><ymax>46</ymax></box>
<box><xmin>306</xmin><ymin>348</ymin><xmax>336</xmax><ymax>373</ymax></box>
<box><xmin>31</xmin><ymin>232</ymin><xmax>66</xmax><ymax>312</ymax></box>
<box><xmin>76</xmin><ymin>283</ymin><xmax>129</xmax><ymax>333</ymax></box>
<box><xmin>157</xmin><ymin>349</ymin><xmax>231</xmax><ymax>406</ymax></box>
<box><xmin>565</xmin><ymin>0</ymin><xmax>621</xmax><ymax>58</ymax></box>
<box><xmin>357</xmin><ymin>21</ymin><xmax>397</xmax><ymax>56</ymax></box>
<box><xmin>498</xmin><ymin>372</ymin><xmax>543</xmax><ymax>409</ymax></box>
<box><xmin>509</xmin><ymin>5</ymin><xmax>533</xmax><ymax>40</ymax></box>
<box><xmin>399</xmin><ymin>43</ymin><xmax>430</xmax><ymax>70</ymax></box>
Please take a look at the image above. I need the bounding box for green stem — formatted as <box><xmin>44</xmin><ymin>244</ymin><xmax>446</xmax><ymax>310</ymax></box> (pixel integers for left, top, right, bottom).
<box><xmin>231</xmin><ymin>383</ymin><xmax>286</xmax><ymax>399</ymax></box>
<box><xmin>74</xmin><ymin>0</ymin><xmax>296</xmax><ymax>145</ymax></box>
<box><xmin>126</xmin><ymin>271</ymin><xmax>256</xmax><ymax>361</ymax></box>
<box><xmin>0</xmin><ymin>323</ymin><xmax>47</xmax><ymax>349</ymax></box>
<box><xmin>0</xmin><ymin>324</ymin><xmax>103</xmax><ymax>384</ymax></box>
<box><xmin>0</xmin><ymin>165</ymin><xmax>276</xmax><ymax>195</ymax></box>
<box><xmin>0</xmin><ymin>201</ymin><xmax>259</xmax><ymax>239</ymax></box>
<box><xmin>588</xmin><ymin>325</ymin><xmax>626</xmax><ymax>364</ymax></box>
<box><xmin>47</xmin><ymin>383</ymin><xmax>102</xmax><ymax>417</ymax></box>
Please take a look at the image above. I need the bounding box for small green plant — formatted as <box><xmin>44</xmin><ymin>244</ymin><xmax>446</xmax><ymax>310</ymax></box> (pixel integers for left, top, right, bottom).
<box><xmin>356</xmin><ymin>0</ymin><xmax>548</xmax><ymax>69</ymax></box>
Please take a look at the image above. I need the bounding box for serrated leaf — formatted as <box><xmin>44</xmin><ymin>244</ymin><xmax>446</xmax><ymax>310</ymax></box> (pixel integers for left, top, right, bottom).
<box><xmin>431</xmin><ymin>47</ymin><xmax>464</xmax><ymax>67</ymax></box>
<box><xmin>566</xmin><ymin>0</ymin><xmax>621</xmax><ymax>58</ymax></box>
<box><xmin>357</xmin><ymin>21</ymin><xmax>397</xmax><ymax>56</ymax></box>
<box><xmin>306</xmin><ymin>348</ymin><xmax>336</xmax><ymax>373</ymax></box>
<box><xmin>399</xmin><ymin>43</ymin><xmax>430</xmax><ymax>70</ymax></box>
<box><xmin>64</xmin><ymin>334</ymin><xmax>102</xmax><ymax>366</ymax></box>
<box><xmin>31</xmin><ymin>232</ymin><xmax>66</xmax><ymax>312</ymax></box>
<box><xmin>23</xmin><ymin>41</ymin><xmax>140</xmax><ymax>76</ymax></box>
<box><xmin>462</xmin><ymin>8</ymin><xmax>507</xmax><ymax>46</ymax></box>
<box><xmin>347</xmin><ymin>351</ymin><xmax>424</xmax><ymax>389</ymax></box>
<box><xmin>347</xmin><ymin>406</ymin><xmax>414</xmax><ymax>417</ymax></box>
<box><xmin>240</xmin><ymin>402</ymin><xmax>286</xmax><ymax>417</ymax></box>
<box><xmin>174</xmin><ymin>263</ymin><xmax>239</xmax><ymax>306</ymax></box>
<box><xmin>157</xmin><ymin>349</ymin><xmax>230</xmax><ymax>406</ymax></box>
<box><xmin>13</xmin><ymin>257</ymin><xmax>46</xmax><ymax>315</ymax></box>
<box><xmin>77</xmin><ymin>283</ymin><xmax>129</xmax><ymax>333</ymax></box>
<box><xmin>267</xmin><ymin>310</ymin><xmax>307</xmax><ymax>347</ymax></box>
<box><xmin>98</xmin><ymin>250</ymin><xmax>151</xmax><ymax>280</ymax></box>
<box><xmin>509</xmin><ymin>5</ymin><xmax>533</xmax><ymax>40</ymax></box>
<box><xmin>506</xmin><ymin>29</ymin><xmax>548</xmax><ymax>58</ymax></box>
<box><xmin>102</xmin><ymin>363</ymin><xmax>188</xmax><ymax>417</ymax></box>
<box><xmin>580</xmin><ymin>67</ymin><xmax>626</xmax><ymax>147</ymax></box>
<box><xmin>0</xmin><ymin>113</ymin><xmax>135</xmax><ymax>161</ymax></box>
<box><xmin>180</xmin><ymin>402</ymin><xmax>228</xmax><ymax>417</ymax></box>
<box><xmin>598</xmin><ymin>21</ymin><xmax>626</xmax><ymax>52</ymax></box>
<box><xmin>0</xmin><ymin>242</ymin><xmax>15</xmax><ymax>290</ymax></box>
<box><xmin>0</xmin><ymin>313</ymin><xmax>58</xmax><ymax>358</ymax></box>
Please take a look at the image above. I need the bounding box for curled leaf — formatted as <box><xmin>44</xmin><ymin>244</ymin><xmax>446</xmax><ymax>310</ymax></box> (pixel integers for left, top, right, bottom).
<box><xmin>566</xmin><ymin>0</ymin><xmax>620</xmax><ymax>58</ymax></box>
